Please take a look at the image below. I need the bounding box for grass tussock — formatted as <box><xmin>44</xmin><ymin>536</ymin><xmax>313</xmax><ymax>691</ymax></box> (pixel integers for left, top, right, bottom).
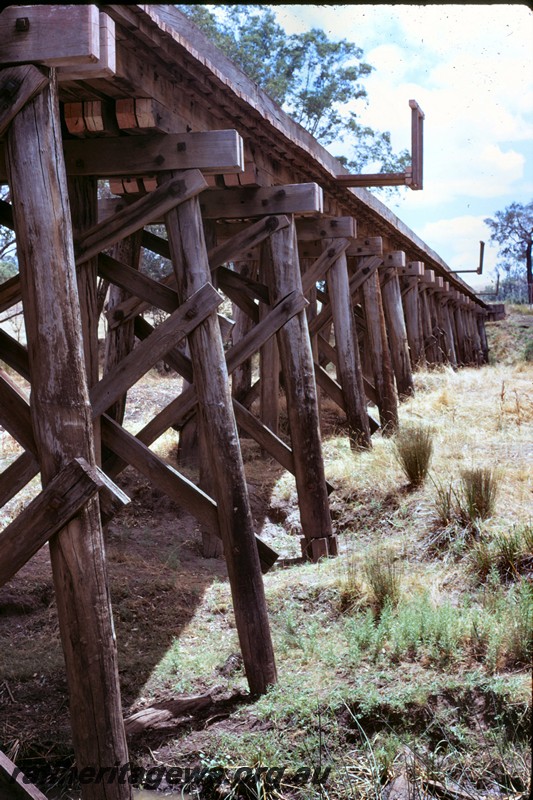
<box><xmin>457</xmin><ymin>466</ymin><xmax>500</xmax><ymax>523</ymax></box>
<box><xmin>393</xmin><ymin>423</ymin><xmax>434</xmax><ymax>487</ymax></box>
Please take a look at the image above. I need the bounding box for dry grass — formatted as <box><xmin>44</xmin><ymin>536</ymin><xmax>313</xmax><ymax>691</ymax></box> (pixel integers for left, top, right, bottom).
<box><xmin>392</xmin><ymin>423</ymin><xmax>434</xmax><ymax>487</ymax></box>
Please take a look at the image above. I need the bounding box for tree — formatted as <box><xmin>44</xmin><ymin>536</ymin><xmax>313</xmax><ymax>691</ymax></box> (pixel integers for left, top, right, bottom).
<box><xmin>180</xmin><ymin>4</ymin><xmax>409</xmax><ymax>176</ymax></box>
<box><xmin>484</xmin><ymin>201</ymin><xmax>533</xmax><ymax>304</ymax></box>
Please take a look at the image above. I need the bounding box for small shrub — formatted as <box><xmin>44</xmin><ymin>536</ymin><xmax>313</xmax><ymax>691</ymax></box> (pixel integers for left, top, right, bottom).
<box><xmin>523</xmin><ymin>340</ymin><xmax>533</xmax><ymax>362</ymax></box>
<box><xmin>362</xmin><ymin>548</ymin><xmax>402</xmax><ymax>615</ymax></box>
<box><xmin>393</xmin><ymin>424</ymin><xmax>434</xmax><ymax>487</ymax></box>
<box><xmin>457</xmin><ymin>467</ymin><xmax>499</xmax><ymax>524</ymax></box>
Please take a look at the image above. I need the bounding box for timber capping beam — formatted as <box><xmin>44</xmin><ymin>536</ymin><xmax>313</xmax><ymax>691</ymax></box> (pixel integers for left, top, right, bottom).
<box><xmin>0</xmin><ymin>457</ymin><xmax>129</xmax><ymax>589</ymax></box>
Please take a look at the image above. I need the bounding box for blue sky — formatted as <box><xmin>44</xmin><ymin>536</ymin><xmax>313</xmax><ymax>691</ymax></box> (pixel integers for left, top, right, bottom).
<box><xmin>268</xmin><ymin>4</ymin><xmax>533</xmax><ymax>290</ymax></box>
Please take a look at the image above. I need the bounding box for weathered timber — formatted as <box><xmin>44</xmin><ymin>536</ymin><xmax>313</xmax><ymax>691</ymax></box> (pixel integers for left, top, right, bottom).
<box><xmin>418</xmin><ymin>285</ymin><xmax>437</xmax><ymax>363</ymax></box>
<box><xmin>314</xmin><ymin>364</ymin><xmax>380</xmax><ymax>435</ymax></box>
<box><xmin>75</xmin><ymin>169</ymin><xmax>208</xmax><ymax>264</ymax></box>
<box><xmin>300</xmin><ymin>238</ymin><xmax>351</xmax><ymax>295</ymax></box>
<box><xmin>400</xmin><ymin>266</ymin><xmax>424</xmax><ymax>368</ymax></box>
<box><xmin>200</xmin><ymin>183</ymin><xmax>323</xmax><ymax>219</ymax></box>
<box><xmin>0</xmin><ymin>367</ymin><xmax>35</xmax><ymax>454</ymax></box>
<box><xmin>0</xmin><ymin>451</ymin><xmax>39</xmax><ymax>508</ymax></box>
<box><xmin>380</xmin><ymin>263</ymin><xmax>415</xmax><ymax>399</ymax></box>
<box><xmin>132</xmin><ymin>316</ymin><xmax>305</xmax><ymax>490</ymax></box>
<box><xmin>5</xmin><ymin>71</ymin><xmax>131</xmax><ymax>800</ymax></box>
<box><xmin>435</xmin><ymin>294</ymin><xmax>458</xmax><ymax>367</ymax></box>
<box><xmin>345</xmin><ymin>237</ymin><xmax>384</xmax><ymax>257</ymax></box>
<box><xmin>124</xmin><ymin>693</ymin><xmax>213</xmax><ymax>735</ymax></box>
<box><xmin>63</xmin><ymin>130</ymin><xmax>245</xmax><ymax>176</ymax></box>
<box><xmin>264</xmin><ymin>219</ymin><xmax>333</xmax><ymax>555</ymax></box>
<box><xmin>326</xmin><ymin>244</ymin><xmax>372</xmax><ymax>447</ymax></box>
<box><xmin>107</xmin><ymin>215</ymin><xmax>283</xmax><ymax>326</ymax></box>
<box><xmin>100</xmin><ymin>416</ymin><xmax>280</xmax><ymax>573</ymax></box>
<box><xmin>132</xmin><ymin>288</ymin><xmax>308</xmax><ymax>446</ymax></box>
<box><xmin>101</xmin><ymin>415</ymin><xmax>218</xmax><ymax>532</ymax></box>
<box><xmin>102</xmin><ymin>232</ymin><xmax>143</xmax><ymax>426</ymax></box>
<box><xmin>63</xmin><ymin>99</ymin><xmax>120</xmax><ymax>138</ymax></box>
<box><xmin>99</xmin><ymin>252</ymin><xmax>177</xmax><ymax>317</ymax></box>
<box><xmin>0</xmin><ymin>457</ymin><xmax>128</xmax><ymax>589</ymax></box>
<box><xmin>68</xmin><ymin>176</ymin><xmax>101</xmax><ymax>463</ymax></box>
<box><xmin>115</xmin><ymin>96</ymin><xmax>187</xmax><ymax>134</ymax></box>
<box><xmin>296</xmin><ymin>216</ymin><xmax>357</xmax><ymax>241</ymax></box>
<box><xmin>161</xmin><ymin>175</ymin><xmax>277</xmax><ymax>694</ymax></box>
<box><xmin>0</xmin><ymin>5</ymin><xmax>100</xmax><ymax>66</ymax></box>
<box><xmin>360</xmin><ymin>268</ymin><xmax>399</xmax><ymax>433</ymax></box>
<box><xmin>307</xmin><ymin>256</ymin><xmax>380</xmax><ymax>339</ymax></box>
<box><xmin>0</xmin><ymin>274</ymin><xmax>20</xmax><ymax>314</ymax></box>
<box><xmin>0</xmin><ymin>65</ymin><xmax>48</xmax><ymax>138</ymax></box>
<box><xmin>58</xmin><ymin>11</ymin><xmax>116</xmax><ymax>81</ymax></box>
<box><xmin>231</xmin><ymin>263</ymin><xmax>256</xmax><ymax>402</ymax></box>
<box><xmin>0</xmin><ymin>748</ymin><xmax>48</xmax><ymax>800</ymax></box>
<box><xmin>92</xmin><ymin>283</ymin><xmax>221</xmax><ymax>418</ymax></box>
<box><xmin>258</xmin><ymin>243</ymin><xmax>280</xmax><ymax>437</ymax></box>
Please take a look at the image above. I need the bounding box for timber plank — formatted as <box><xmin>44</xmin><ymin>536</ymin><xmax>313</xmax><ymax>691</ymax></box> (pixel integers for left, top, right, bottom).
<box><xmin>0</xmin><ymin>457</ymin><xmax>126</xmax><ymax>589</ymax></box>
<box><xmin>75</xmin><ymin>169</ymin><xmax>208</xmax><ymax>264</ymax></box>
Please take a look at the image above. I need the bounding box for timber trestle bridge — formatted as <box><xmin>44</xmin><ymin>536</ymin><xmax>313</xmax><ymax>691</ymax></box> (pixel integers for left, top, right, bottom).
<box><xmin>0</xmin><ymin>5</ymin><xmax>491</xmax><ymax>797</ymax></box>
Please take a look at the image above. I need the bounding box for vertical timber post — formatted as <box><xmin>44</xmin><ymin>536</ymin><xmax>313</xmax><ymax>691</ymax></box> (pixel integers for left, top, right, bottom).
<box><xmin>327</xmin><ymin>245</ymin><xmax>371</xmax><ymax>448</ymax></box>
<box><xmin>360</xmin><ymin>266</ymin><xmax>398</xmax><ymax>434</ymax></box>
<box><xmin>68</xmin><ymin>176</ymin><xmax>101</xmax><ymax>463</ymax></box>
<box><xmin>400</xmin><ymin>264</ymin><xmax>424</xmax><ymax>368</ymax></box>
<box><xmin>380</xmin><ymin>262</ymin><xmax>415</xmax><ymax>398</ymax></box>
<box><xmin>259</xmin><ymin>243</ymin><xmax>280</xmax><ymax>438</ymax></box>
<box><xmin>160</xmin><ymin>171</ymin><xmax>276</xmax><ymax>693</ymax></box>
<box><xmin>265</xmin><ymin>218</ymin><xmax>335</xmax><ymax>560</ymax></box>
<box><xmin>103</xmin><ymin>232</ymin><xmax>143</xmax><ymax>422</ymax></box>
<box><xmin>5</xmin><ymin>71</ymin><xmax>131</xmax><ymax>799</ymax></box>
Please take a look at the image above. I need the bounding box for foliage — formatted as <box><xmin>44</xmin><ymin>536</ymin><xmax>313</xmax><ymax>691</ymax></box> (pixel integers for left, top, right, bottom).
<box><xmin>484</xmin><ymin>200</ymin><xmax>533</xmax><ymax>303</ymax></box>
<box><xmin>180</xmin><ymin>4</ymin><xmax>409</xmax><ymax>175</ymax></box>
<box><xmin>393</xmin><ymin>424</ymin><xmax>434</xmax><ymax>487</ymax></box>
